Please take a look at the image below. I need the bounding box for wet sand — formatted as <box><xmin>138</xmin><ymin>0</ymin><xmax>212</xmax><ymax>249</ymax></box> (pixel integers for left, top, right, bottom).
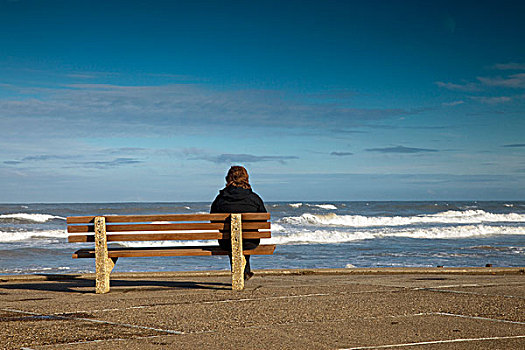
<box><xmin>1</xmin><ymin>267</ymin><xmax>524</xmax><ymax>349</ymax></box>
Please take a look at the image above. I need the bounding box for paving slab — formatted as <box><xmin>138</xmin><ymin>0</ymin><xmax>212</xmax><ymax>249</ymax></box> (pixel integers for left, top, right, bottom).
<box><xmin>0</xmin><ymin>268</ymin><xmax>523</xmax><ymax>349</ymax></box>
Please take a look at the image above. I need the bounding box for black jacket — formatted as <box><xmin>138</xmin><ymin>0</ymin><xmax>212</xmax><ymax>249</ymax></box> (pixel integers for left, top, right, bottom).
<box><xmin>210</xmin><ymin>185</ymin><xmax>266</xmax><ymax>214</ymax></box>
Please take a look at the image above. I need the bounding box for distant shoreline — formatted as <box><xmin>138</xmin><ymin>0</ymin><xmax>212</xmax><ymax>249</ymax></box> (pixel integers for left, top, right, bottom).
<box><xmin>2</xmin><ymin>200</ymin><xmax>525</xmax><ymax>205</ymax></box>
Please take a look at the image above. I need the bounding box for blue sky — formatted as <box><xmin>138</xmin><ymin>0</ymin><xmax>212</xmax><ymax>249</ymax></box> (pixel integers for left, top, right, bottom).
<box><xmin>1</xmin><ymin>0</ymin><xmax>524</xmax><ymax>202</ymax></box>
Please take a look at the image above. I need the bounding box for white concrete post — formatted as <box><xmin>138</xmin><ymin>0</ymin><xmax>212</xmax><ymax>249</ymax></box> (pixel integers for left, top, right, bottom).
<box><xmin>230</xmin><ymin>214</ymin><xmax>245</xmax><ymax>291</ymax></box>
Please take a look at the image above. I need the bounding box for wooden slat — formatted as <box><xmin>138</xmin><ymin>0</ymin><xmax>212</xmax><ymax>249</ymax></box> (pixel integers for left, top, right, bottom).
<box><xmin>67</xmin><ymin>221</ymin><xmax>270</xmax><ymax>233</ymax></box>
<box><xmin>67</xmin><ymin>213</ymin><xmax>270</xmax><ymax>224</ymax></box>
<box><xmin>68</xmin><ymin>230</ymin><xmax>271</xmax><ymax>243</ymax></box>
<box><xmin>72</xmin><ymin>244</ymin><xmax>276</xmax><ymax>258</ymax></box>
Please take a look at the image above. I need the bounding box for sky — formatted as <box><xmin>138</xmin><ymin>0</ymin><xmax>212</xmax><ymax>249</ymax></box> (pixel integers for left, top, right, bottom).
<box><xmin>1</xmin><ymin>0</ymin><xmax>524</xmax><ymax>202</ymax></box>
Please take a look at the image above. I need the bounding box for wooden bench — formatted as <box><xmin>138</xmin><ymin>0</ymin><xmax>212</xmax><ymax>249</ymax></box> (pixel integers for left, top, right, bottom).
<box><xmin>67</xmin><ymin>213</ymin><xmax>275</xmax><ymax>293</ymax></box>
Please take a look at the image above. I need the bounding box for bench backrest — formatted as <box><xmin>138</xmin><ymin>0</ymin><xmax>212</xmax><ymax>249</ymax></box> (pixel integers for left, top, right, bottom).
<box><xmin>67</xmin><ymin>213</ymin><xmax>271</xmax><ymax>243</ymax></box>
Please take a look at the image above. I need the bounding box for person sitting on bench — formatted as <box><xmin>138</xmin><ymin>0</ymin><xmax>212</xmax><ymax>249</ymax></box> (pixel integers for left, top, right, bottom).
<box><xmin>211</xmin><ymin>166</ymin><xmax>267</xmax><ymax>281</ymax></box>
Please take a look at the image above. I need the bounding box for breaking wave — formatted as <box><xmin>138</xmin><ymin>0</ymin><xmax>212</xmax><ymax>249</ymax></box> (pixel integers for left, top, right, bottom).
<box><xmin>0</xmin><ymin>213</ymin><xmax>65</xmax><ymax>223</ymax></box>
<box><xmin>279</xmin><ymin>210</ymin><xmax>525</xmax><ymax>228</ymax></box>
<box><xmin>0</xmin><ymin>230</ymin><xmax>68</xmax><ymax>242</ymax></box>
<box><xmin>268</xmin><ymin>225</ymin><xmax>525</xmax><ymax>245</ymax></box>
<box><xmin>312</xmin><ymin>204</ymin><xmax>338</xmax><ymax>210</ymax></box>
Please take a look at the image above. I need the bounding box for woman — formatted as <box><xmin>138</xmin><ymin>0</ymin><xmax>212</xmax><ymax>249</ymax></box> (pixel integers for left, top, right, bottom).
<box><xmin>210</xmin><ymin>166</ymin><xmax>267</xmax><ymax>280</ymax></box>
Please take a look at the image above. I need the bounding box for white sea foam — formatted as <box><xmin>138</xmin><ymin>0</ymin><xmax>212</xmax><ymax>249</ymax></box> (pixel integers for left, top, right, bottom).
<box><xmin>279</xmin><ymin>210</ymin><xmax>525</xmax><ymax>228</ymax></box>
<box><xmin>268</xmin><ymin>229</ymin><xmax>375</xmax><ymax>244</ymax></box>
<box><xmin>0</xmin><ymin>213</ymin><xmax>65</xmax><ymax>223</ymax></box>
<box><xmin>312</xmin><ymin>204</ymin><xmax>338</xmax><ymax>210</ymax></box>
<box><xmin>0</xmin><ymin>266</ymin><xmax>72</xmax><ymax>274</ymax></box>
<box><xmin>289</xmin><ymin>203</ymin><xmax>303</xmax><ymax>208</ymax></box>
<box><xmin>0</xmin><ymin>230</ymin><xmax>68</xmax><ymax>242</ymax></box>
<box><xmin>267</xmin><ymin>225</ymin><xmax>525</xmax><ymax>245</ymax></box>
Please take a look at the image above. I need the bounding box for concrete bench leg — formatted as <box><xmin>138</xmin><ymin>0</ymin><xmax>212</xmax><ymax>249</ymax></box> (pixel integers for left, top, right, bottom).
<box><xmin>94</xmin><ymin>216</ymin><xmax>116</xmax><ymax>294</ymax></box>
<box><xmin>230</xmin><ymin>213</ymin><xmax>245</xmax><ymax>291</ymax></box>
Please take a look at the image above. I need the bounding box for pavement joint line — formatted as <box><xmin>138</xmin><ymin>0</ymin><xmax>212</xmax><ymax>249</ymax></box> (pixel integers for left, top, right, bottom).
<box><xmin>45</xmin><ymin>293</ymin><xmax>332</xmax><ymax>316</ymax></box>
<box><xmin>11</xmin><ymin>310</ymin><xmax>524</xmax><ymax>348</ymax></box>
<box><xmin>30</xmin><ymin>288</ymin><xmax>423</xmax><ymax>318</ymax></box>
<box><xmin>415</xmin><ymin>281</ymin><xmax>525</xmax><ymax>289</ymax></box>
<box><xmin>414</xmin><ymin>287</ymin><xmax>525</xmax><ymax>299</ymax></box>
<box><xmin>340</xmin><ymin>335</ymin><xmax>525</xmax><ymax>349</ymax></box>
<box><xmin>435</xmin><ymin>312</ymin><xmax>525</xmax><ymax>325</ymax></box>
<box><xmin>24</xmin><ymin>335</ymin><xmax>167</xmax><ymax>349</ymax></box>
<box><xmin>50</xmin><ymin>291</ymin><xmax>389</xmax><ymax>316</ymax></box>
<box><xmin>188</xmin><ymin>312</ymin><xmax>525</xmax><ymax>336</ymax></box>
<box><xmin>1</xmin><ymin>307</ymin><xmax>184</xmax><ymax>335</ymax></box>
<box><xmin>185</xmin><ymin>312</ymin><xmax>440</xmax><ymax>336</ymax></box>
<box><xmin>198</xmin><ymin>292</ymin><xmax>330</xmax><ymax>304</ymax></box>
<box><xmin>434</xmin><ymin>282</ymin><xmax>525</xmax><ymax>288</ymax></box>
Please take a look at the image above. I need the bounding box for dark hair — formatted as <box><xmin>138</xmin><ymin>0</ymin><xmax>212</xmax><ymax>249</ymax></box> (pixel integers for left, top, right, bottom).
<box><xmin>225</xmin><ymin>166</ymin><xmax>251</xmax><ymax>189</ymax></box>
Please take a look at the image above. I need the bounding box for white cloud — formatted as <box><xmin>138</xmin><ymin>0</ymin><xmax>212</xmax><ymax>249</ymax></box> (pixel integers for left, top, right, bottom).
<box><xmin>442</xmin><ymin>100</ymin><xmax>464</xmax><ymax>106</ymax></box>
<box><xmin>0</xmin><ymin>83</ymin><xmax>426</xmax><ymax>139</ymax></box>
<box><xmin>471</xmin><ymin>96</ymin><xmax>512</xmax><ymax>104</ymax></box>
<box><xmin>188</xmin><ymin>152</ymin><xmax>299</xmax><ymax>164</ymax></box>
<box><xmin>477</xmin><ymin>73</ymin><xmax>525</xmax><ymax>88</ymax></box>
<box><xmin>66</xmin><ymin>74</ymin><xmax>97</xmax><ymax>79</ymax></box>
<box><xmin>435</xmin><ymin>81</ymin><xmax>480</xmax><ymax>92</ymax></box>
<box><xmin>492</xmin><ymin>63</ymin><xmax>525</xmax><ymax>70</ymax></box>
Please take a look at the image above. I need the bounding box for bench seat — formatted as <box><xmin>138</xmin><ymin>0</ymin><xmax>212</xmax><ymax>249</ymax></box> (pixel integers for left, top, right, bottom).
<box><xmin>72</xmin><ymin>244</ymin><xmax>276</xmax><ymax>258</ymax></box>
<box><xmin>67</xmin><ymin>213</ymin><xmax>274</xmax><ymax>293</ymax></box>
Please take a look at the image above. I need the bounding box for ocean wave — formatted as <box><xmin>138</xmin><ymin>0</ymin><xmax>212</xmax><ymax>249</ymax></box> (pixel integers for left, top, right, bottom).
<box><xmin>0</xmin><ymin>266</ymin><xmax>73</xmax><ymax>274</ymax></box>
<box><xmin>0</xmin><ymin>230</ymin><xmax>68</xmax><ymax>242</ymax></box>
<box><xmin>268</xmin><ymin>225</ymin><xmax>525</xmax><ymax>245</ymax></box>
<box><xmin>288</xmin><ymin>203</ymin><xmax>303</xmax><ymax>208</ymax></box>
<box><xmin>278</xmin><ymin>210</ymin><xmax>525</xmax><ymax>228</ymax></box>
<box><xmin>468</xmin><ymin>245</ymin><xmax>524</xmax><ymax>253</ymax></box>
<box><xmin>310</xmin><ymin>204</ymin><xmax>338</xmax><ymax>210</ymax></box>
<box><xmin>0</xmin><ymin>213</ymin><xmax>66</xmax><ymax>223</ymax></box>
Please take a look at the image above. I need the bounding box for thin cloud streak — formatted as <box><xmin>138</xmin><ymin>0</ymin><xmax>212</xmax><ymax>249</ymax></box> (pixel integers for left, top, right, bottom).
<box><xmin>330</xmin><ymin>152</ymin><xmax>353</xmax><ymax>156</ymax></box>
<box><xmin>492</xmin><ymin>63</ymin><xmax>525</xmax><ymax>70</ymax></box>
<box><xmin>365</xmin><ymin>146</ymin><xmax>438</xmax><ymax>154</ymax></box>
<box><xmin>188</xmin><ymin>153</ymin><xmax>299</xmax><ymax>164</ymax></box>
<box><xmin>471</xmin><ymin>96</ymin><xmax>512</xmax><ymax>104</ymax></box>
<box><xmin>502</xmin><ymin>144</ymin><xmax>525</xmax><ymax>148</ymax></box>
<box><xmin>74</xmin><ymin>158</ymin><xmax>143</xmax><ymax>169</ymax></box>
<box><xmin>4</xmin><ymin>154</ymin><xmax>74</xmax><ymax>165</ymax></box>
<box><xmin>0</xmin><ymin>83</ymin><xmax>430</xmax><ymax>138</ymax></box>
<box><xmin>442</xmin><ymin>100</ymin><xmax>464</xmax><ymax>106</ymax></box>
<box><xmin>435</xmin><ymin>81</ymin><xmax>480</xmax><ymax>92</ymax></box>
<box><xmin>477</xmin><ymin>73</ymin><xmax>525</xmax><ymax>88</ymax></box>
<box><xmin>436</xmin><ymin>73</ymin><xmax>525</xmax><ymax>93</ymax></box>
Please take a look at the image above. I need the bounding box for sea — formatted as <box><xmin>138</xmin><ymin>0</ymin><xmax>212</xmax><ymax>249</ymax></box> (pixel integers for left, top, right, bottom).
<box><xmin>0</xmin><ymin>201</ymin><xmax>524</xmax><ymax>275</ymax></box>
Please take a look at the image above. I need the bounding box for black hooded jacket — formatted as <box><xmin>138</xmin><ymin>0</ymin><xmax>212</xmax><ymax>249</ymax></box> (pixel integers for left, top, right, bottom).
<box><xmin>211</xmin><ymin>185</ymin><xmax>266</xmax><ymax>271</ymax></box>
<box><xmin>211</xmin><ymin>185</ymin><xmax>266</xmax><ymax>250</ymax></box>
<box><xmin>210</xmin><ymin>185</ymin><xmax>266</xmax><ymax>214</ymax></box>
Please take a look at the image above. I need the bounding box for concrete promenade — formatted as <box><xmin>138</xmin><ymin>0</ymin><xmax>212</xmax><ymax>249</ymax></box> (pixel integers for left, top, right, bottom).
<box><xmin>1</xmin><ymin>268</ymin><xmax>524</xmax><ymax>349</ymax></box>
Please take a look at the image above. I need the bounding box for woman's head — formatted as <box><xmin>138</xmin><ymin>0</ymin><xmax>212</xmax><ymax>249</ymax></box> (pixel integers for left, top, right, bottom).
<box><xmin>225</xmin><ymin>166</ymin><xmax>251</xmax><ymax>189</ymax></box>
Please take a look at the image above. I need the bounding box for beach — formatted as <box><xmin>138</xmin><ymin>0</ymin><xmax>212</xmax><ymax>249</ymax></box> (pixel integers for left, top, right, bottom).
<box><xmin>1</xmin><ymin>268</ymin><xmax>524</xmax><ymax>349</ymax></box>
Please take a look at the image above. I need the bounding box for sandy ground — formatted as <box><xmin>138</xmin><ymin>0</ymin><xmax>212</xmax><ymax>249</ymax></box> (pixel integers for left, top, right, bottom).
<box><xmin>1</xmin><ymin>268</ymin><xmax>524</xmax><ymax>349</ymax></box>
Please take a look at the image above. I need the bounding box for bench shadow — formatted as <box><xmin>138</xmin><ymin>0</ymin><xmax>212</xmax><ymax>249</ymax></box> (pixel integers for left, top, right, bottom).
<box><xmin>0</xmin><ymin>274</ymin><xmax>232</xmax><ymax>293</ymax></box>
